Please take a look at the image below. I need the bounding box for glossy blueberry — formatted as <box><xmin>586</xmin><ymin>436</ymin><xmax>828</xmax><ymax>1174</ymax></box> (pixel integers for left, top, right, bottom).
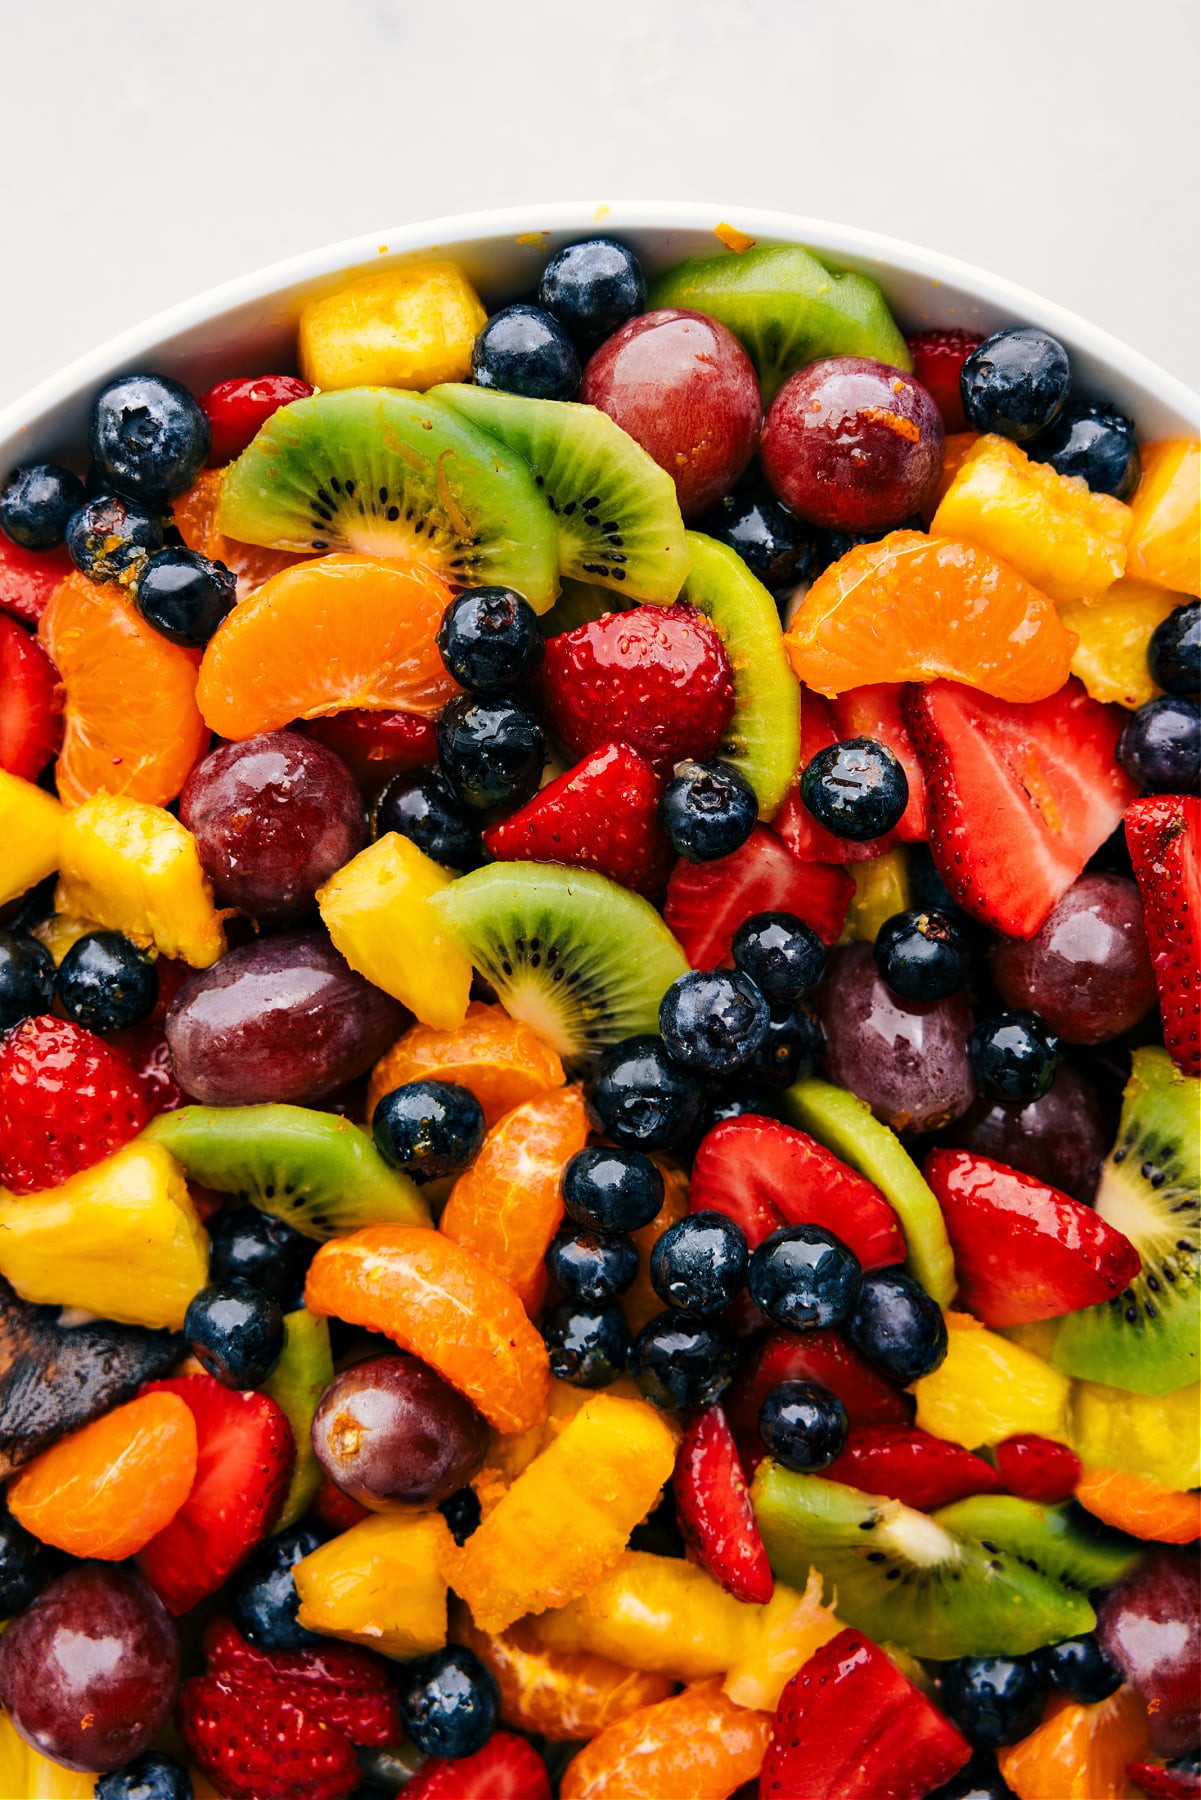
<box><xmin>372</xmin><ymin>767</ymin><xmax>482</xmax><ymax>871</ymax></box>
<box><xmin>960</xmin><ymin>329</ymin><xmax>1071</xmax><ymax>442</ymax></box>
<box><xmin>1037</xmin><ymin>1634</ymin><xmax>1122</xmax><ymax>1704</ymax></box>
<box><xmin>437</xmin><ymin>586</ymin><xmax>543</xmax><ymax>694</ymax></box>
<box><xmin>230</xmin><ymin>1524</ymin><xmax>324</xmax><ymax>1649</ymax></box>
<box><xmin>800</xmin><ymin>736</ymin><xmax>908</xmax><ymax>842</ymax></box>
<box><xmin>0</xmin><ymin>928</ymin><xmax>55</xmax><ymax>1034</ymax></box>
<box><xmin>659</xmin><ymin>969</ymin><xmax>769</xmax><ymax>1076</ymax></box>
<box><xmin>0</xmin><ymin>1500</ymin><xmax>58</xmax><ymax>1616</ymax></box>
<box><xmin>732</xmin><ymin>910</ymin><xmax>826</xmax><ymax>1005</ymax></box>
<box><xmin>439</xmin><ymin>1485</ymin><xmax>482</xmax><ymax>1545</ymax></box>
<box><xmin>1149</xmin><ymin>601</ymin><xmax>1201</xmax><ymax>697</ymax></box>
<box><xmin>90</xmin><ymin>372</ymin><xmax>210</xmax><ymax>503</ymax></box>
<box><xmin>208</xmin><ymin>1205</ymin><xmax>315</xmax><ymax>1310</ymax></box>
<box><xmin>95</xmin><ymin>1753</ymin><xmax>192</xmax><ymax>1800</ymax></box>
<box><xmin>183</xmin><ymin>1279</ymin><xmax>284</xmax><ymax>1388</ymax></box>
<box><xmin>66</xmin><ymin>493</ymin><xmax>163</xmax><ymax>580</ymax></box>
<box><xmin>539</xmin><ymin>238</ymin><xmax>647</xmax><ymax>350</ymax></box>
<box><xmin>134</xmin><ymin>546</ymin><xmax>236</xmax><ymax>647</ymax></box>
<box><xmin>562</xmin><ymin>1144</ymin><xmax>665</xmax><ymax>1232</ymax></box>
<box><xmin>590</xmin><ymin>1034</ymin><xmax>702</xmax><ymax>1151</ymax></box>
<box><xmin>372</xmin><ymin>1080</ymin><xmax>486</xmax><ymax>1182</ymax></box>
<box><xmin>660</xmin><ymin>758</ymin><xmax>758</xmax><ymax>862</ymax></box>
<box><xmin>472</xmin><ymin>304</ymin><xmax>581</xmax><ymax>402</ymax></box>
<box><xmin>0</xmin><ymin>463</ymin><xmax>86</xmax><ymax>550</ymax></box>
<box><xmin>748</xmin><ymin>1223</ymin><xmax>861</xmax><ymax>1331</ymax></box>
<box><xmin>939</xmin><ymin>1655</ymin><xmax>1048</xmax><ymax>1749</ymax></box>
<box><xmin>926</xmin><ymin>1752</ymin><xmax>1020</xmax><ymax>1800</ymax></box>
<box><xmin>746</xmin><ymin>1002</ymin><xmax>825</xmax><ymax>1090</ymax></box>
<box><xmin>810</xmin><ymin>518</ymin><xmax>923</xmax><ymax>576</ymax></box>
<box><xmin>650</xmin><ymin>1210</ymin><xmax>748</xmax><ymax>1316</ymax></box>
<box><xmin>874</xmin><ymin>909</ymin><xmax>965</xmax><ymax>1003</ymax></box>
<box><xmin>698</xmin><ymin>486</ymin><xmax>817</xmax><ymax>594</ymax></box>
<box><xmin>397</xmin><ymin>1645</ymin><xmax>500</xmax><ymax>1760</ymax></box>
<box><xmin>695</xmin><ymin>1081</ymin><xmax>781</xmax><ymax>1136</ymax></box>
<box><xmin>55</xmin><ymin>929</ymin><xmax>157</xmax><ymax>1033</ymax></box>
<box><xmin>541</xmin><ymin>1300</ymin><xmax>632</xmax><ymax>1388</ymax></box>
<box><xmin>632</xmin><ymin>1311</ymin><xmax>738</xmax><ymax>1412</ymax></box>
<box><xmin>1028</xmin><ymin>401</ymin><xmax>1140</xmax><ymax>500</ymax></box>
<box><xmin>757</xmin><ymin>1379</ymin><xmax>849</xmax><ymax>1472</ymax></box>
<box><xmin>848</xmin><ymin>1267</ymin><xmax>948</xmax><ymax>1383</ymax></box>
<box><xmin>968</xmin><ymin>1009</ymin><xmax>1062</xmax><ymax>1102</ymax></box>
<box><xmin>1118</xmin><ymin>694</ymin><xmax>1200</xmax><ymax>793</ymax></box>
<box><xmin>437</xmin><ymin>694</ymin><xmax>546</xmax><ymax>813</ymax></box>
<box><xmin>546</xmin><ymin>1223</ymin><xmax>639</xmax><ymax>1303</ymax></box>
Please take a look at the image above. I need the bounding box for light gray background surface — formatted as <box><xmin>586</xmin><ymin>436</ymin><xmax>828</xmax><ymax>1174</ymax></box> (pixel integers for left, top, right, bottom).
<box><xmin>1</xmin><ymin>0</ymin><xmax>1197</xmax><ymax>409</ymax></box>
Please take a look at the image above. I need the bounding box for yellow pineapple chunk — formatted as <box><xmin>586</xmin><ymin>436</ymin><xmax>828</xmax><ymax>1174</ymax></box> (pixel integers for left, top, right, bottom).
<box><xmin>0</xmin><ymin>1711</ymin><xmax>96</xmax><ymax>1797</ymax></box>
<box><xmin>32</xmin><ymin>910</ymin><xmax>104</xmax><ymax>964</ymax></box>
<box><xmin>299</xmin><ymin>262</ymin><xmax>488</xmax><ymax>391</ymax></box>
<box><xmin>1060</xmin><ymin>579</ymin><xmax>1180</xmax><ymax>709</ymax></box>
<box><xmin>912</xmin><ymin>1312</ymin><xmax>1071</xmax><ymax>1447</ymax></box>
<box><xmin>294</xmin><ymin>1510</ymin><xmax>453</xmax><ymax>1656</ymax></box>
<box><xmin>0</xmin><ymin>768</ymin><xmax>63</xmax><ymax>905</ymax></box>
<box><xmin>1072</xmin><ymin>1380</ymin><xmax>1201</xmax><ymax>1493</ymax></box>
<box><xmin>0</xmin><ymin>1140</ymin><xmax>208</xmax><ymax>1330</ymax></box>
<box><xmin>1126</xmin><ymin>439</ymin><xmax>1200</xmax><ymax>595</ymax></box>
<box><xmin>56</xmin><ymin>794</ymin><xmax>225</xmax><ymax>968</ymax></box>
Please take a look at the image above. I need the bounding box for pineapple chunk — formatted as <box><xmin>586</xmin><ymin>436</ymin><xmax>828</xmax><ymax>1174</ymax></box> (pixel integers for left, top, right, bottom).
<box><xmin>32</xmin><ymin>910</ymin><xmax>104</xmax><ymax>964</ymax></box>
<box><xmin>299</xmin><ymin>262</ymin><xmax>487</xmax><ymax>391</ymax></box>
<box><xmin>294</xmin><ymin>1510</ymin><xmax>453</xmax><ymax>1656</ymax></box>
<box><xmin>911</xmin><ymin>1313</ymin><xmax>1071</xmax><ymax>1448</ymax></box>
<box><xmin>0</xmin><ymin>1140</ymin><xmax>208</xmax><ymax>1330</ymax></box>
<box><xmin>1072</xmin><ymin>1380</ymin><xmax>1200</xmax><ymax>1493</ymax></box>
<box><xmin>56</xmin><ymin>793</ymin><xmax>225</xmax><ymax>968</ymax></box>
<box><xmin>1126</xmin><ymin>439</ymin><xmax>1200</xmax><ymax>596</ymax></box>
<box><xmin>1060</xmin><ymin>579</ymin><xmax>1179</xmax><ymax>710</ymax></box>
<box><xmin>0</xmin><ymin>1712</ymin><xmax>96</xmax><ymax>1797</ymax></box>
<box><xmin>318</xmin><ymin>832</ymin><xmax>472</xmax><ymax>1031</ymax></box>
<box><xmin>0</xmin><ymin>769</ymin><xmax>63</xmax><ymax>905</ymax></box>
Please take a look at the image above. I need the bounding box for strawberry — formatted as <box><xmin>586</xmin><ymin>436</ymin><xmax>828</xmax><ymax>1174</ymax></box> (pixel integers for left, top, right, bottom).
<box><xmin>665</xmin><ymin>825</ymin><xmax>854</xmax><ymax>966</ymax></box>
<box><xmin>674</xmin><ymin>1403</ymin><xmax>773</xmax><ymax>1604</ymax></box>
<box><xmin>0</xmin><ymin>534</ymin><xmax>72</xmax><ymax>626</ymax></box>
<box><xmin>200</xmin><ymin>374</ymin><xmax>315</xmax><ymax>465</ymax></box>
<box><xmin>0</xmin><ymin>1015</ymin><xmax>153</xmax><ymax>1194</ymax></box>
<box><xmin>760</xmin><ymin>1626</ymin><xmax>971</xmax><ymax>1799</ymax></box>
<box><xmin>202</xmin><ymin>1617</ymin><xmax>399</xmax><ymax>1745</ymax></box>
<box><xmin>1128</xmin><ymin>1761</ymin><xmax>1201</xmax><ymax>1799</ymax></box>
<box><xmin>828</xmin><ymin>684</ymin><xmax>927</xmax><ymax>842</ymax></box>
<box><xmin>994</xmin><ymin>1434</ymin><xmax>1082</xmax><ymax>1504</ymax></box>
<box><xmin>1125</xmin><ymin>794</ymin><xmax>1201</xmax><ymax>1076</ymax></box>
<box><xmin>180</xmin><ymin>1675</ymin><xmax>361</xmax><ymax>1800</ymax></box>
<box><xmin>0</xmin><ymin>614</ymin><xmax>62</xmax><ymax>780</ymax></box>
<box><xmin>482</xmin><ymin>741</ymin><xmax>669</xmax><ymax>898</ymax></box>
<box><xmin>775</xmin><ymin>688</ymin><xmax>898</xmax><ymax>864</ymax></box>
<box><xmin>535</xmin><ymin>603</ymin><xmax>735</xmax><ymax>775</ymax></box>
<box><xmin>404</xmin><ymin>1732</ymin><xmax>552</xmax><ymax>1800</ymax></box>
<box><xmin>901</xmin><ymin>677</ymin><xmax>1134</xmax><ymax>939</ymax></box>
<box><xmin>824</xmin><ymin>1425</ymin><xmax>1003</xmax><ymax>1512</ymax></box>
<box><xmin>725</xmin><ymin>1330</ymin><xmax>911</xmax><ymax>1474</ymax></box>
<box><xmin>923</xmin><ymin>1147</ymin><xmax>1141</xmax><ymax>1326</ymax></box>
<box><xmin>689</xmin><ymin>1115</ymin><xmax>906</xmax><ymax>1266</ymax></box>
<box><xmin>311</xmin><ymin>1472</ymin><xmax>371</xmax><ymax>1532</ymax></box>
<box><xmin>137</xmin><ymin>1373</ymin><xmax>294</xmax><ymax>1613</ymax></box>
<box><xmin>301</xmin><ymin>707</ymin><xmax>439</xmax><ymax>796</ymax></box>
<box><xmin>905</xmin><ymin>329</ymin><xmax>983</xmax><ymax>434</ymax></box>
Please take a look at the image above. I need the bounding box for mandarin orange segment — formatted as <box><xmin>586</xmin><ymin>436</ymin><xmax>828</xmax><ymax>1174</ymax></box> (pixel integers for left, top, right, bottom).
<box><xmin>623</xmin><ymin>1162</ymin><xmax>689</xmax><ymax>1336</ymax></box>
<box><xmin>782</xmin><ymin>530</ymin><xmax>1076</xmax><ymax>702</ymax></box>
<box><xmin>173</xmin><ymin>468</ymin><xmax>312</xmax><ymax>599</ymax></box>
<box><xmin>997</xmin><ymin>1688</ymin><xmax>1150</xmax><ymax>1800</ymax></box>
<box><xmin>1126</xmin><ymin>439</ymin><xmax>1201</xmax><ymax>596</ymax></box>
<box><xmin>8</xmin><ymin>1391</ymin><xmax>197</xmax><ymax>1561</ymax></box>
<box><xmin>38</xmin><ymin>573</ymin><xmax>209</xmax><ymax>807</ymax></box>
<box><xmin>367</xmin><ymin>1001</ymin><xmax>566</xmax><ymax>1128</ymax></box>
<box><xmin>1073</xmin><ymin>1467</ymin><xmax>1201</xmax><ymax>1544</ymax></box>
<box><xmin>559</xmin><ymin>1678</ymin><xmax>771</xmax><ymax>1800</ymax></box>
<box><xmin>304</xmin><ymin>1223</ymin><xmax>550</xmax><ymax>1434</ymax></box>
<box><xmin>196</xmin><ymin>554</ymin><xmax>460</xmax><ymax>739</ymax></box>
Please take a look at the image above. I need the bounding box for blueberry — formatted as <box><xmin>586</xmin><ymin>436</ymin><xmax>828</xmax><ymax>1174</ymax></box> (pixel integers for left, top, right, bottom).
<box><xmin>372</xmin><ymin>767</ymin><xmax>482</xmax><ymax>871</ymax></box>
<box><xmin>89</xmin><ymin>373</ymin><xmax>210</xmax><ymax>503</ymax></box>
<box><xmin>732</xmin><ymin>911</ymin><xmax>826</xmax><ymax>1005</ymax></box>
<box><xmin>472</xmin><ymin>304</ymin><xmax>581</xmax><ymax>402</ymax></box>
<box><xmin>1118</xmin><ymin>694</ymin><xmax>1200</xmax><ymax>792</ymax></box>
<box><xmin>437</xmin><ymin>694</ymin><xmax>546</xmax><ymax>813</ymax></box>
<box><xmin>55</xmin><ymin>930</ymin><xmax>157</xmax><ymax>1033</ymax></box>
<box><xmin>1028</xmin><ymin>401</ymin><xmax>1140</xmax><ymax>499</ymax></box>
<box><xmin>848</xmin><ymin>1267</ymin><xmax>948</xmax><ymax>1383</ymax></box>
<box><xmin>940</xmin><ymin>1655</ymin><xmax>1048</xmax><ymax>1749</ymax></box>
<box><xmin>874</xmin><ymin>909</ymin><xmax>965</xmax><ymax>1002</ymax></box>
<box><xmin>546</xmin><ymin>1223</ymin><xmax>639</xmax><ymax>1303</ymax></box>
<box><xmin>134</xmin><ymin>546</ymin><xmax>236</xmax><ymax>647</ymax></box>
<box><xmin>0</xmin><ymin>928</ymin><xmax>55</xmax><ymax>1033</ymax></box>
<box><xmin>695</xmin><ymin>1081</ymin><xmax>782</xmax><ymax>1136</ymax></box>
<box><xmin>1036</xmin><ymin>1634</ymin><xmax>1122</xmax><ymax>1704</ymax></box>
<box><xmin>660</xmin><ymin>758</ymin><xmax>758</xmax><ymax>861</ymax></box>
<box><xmin>748</xmin><ymin>1223</ymin><xmax>861</xmax><ymax>1331</ymax></box>
<box><xmin>561</xmin><ymin>1145</ymin><xmax>665</xmax><ymax>1232</ymax></box>
<box><xmin>95</xmin><ymin>1753</ymin><xmax>192</xmax><ymax>1800</ymax></box>
<box><xmin>1149</xmin><ymin>601</ymin><xmax>1201</xmax><ymax>697</ymax></box>
<box><xmin>590</xmin><ymin>1035</ymin><xmax>702</xmax><ymax>1151</ymax></box>
<box><xmin>539</xmin><ymin>238</ymin><xmax>647</xmax><ymax>350</ymax></box>
<box><xmin>745</xmin><ymin>1002</ymin><xmax>825</xmax><ymax>1089</ymax></box>
<box><xmin>439</xmin><ymin>1484</ymin><xmax>482</xmax><ymax>1545</ymax></box>
<box><xmin>698</xmin><ymin>486</ymin><xmax>817</xmax><ymax>595</ymax></box>
<box><xmin>659</xmin><ymin>969</ymin><xmax>770</xmax><ymax>1076</ymax></box>
<box><xmin>66</xmin><ymin>493</ymin><xmax>163</xmax><ymax>580</ymax></box>
<box><xmin>184</xmin><ymin>1280</ymin><xmax>284</xmax><ymax>1388</ymax></box>
<box><xmin>208</xmin><ymin>1205</ymin><xmax>315</xmax><ymax>1310</ymax></box>
<box><xmin>650</xmin><ymin>1211</ymin><xmax>748</xmax><ymax>1316</ymax></box>
<box><xmin>800</xmin><ymin>736</ymin><xmax>908</xmax><ymax>841</ymax></box>
<box><xmin>926</xmin><ymin>1752</ymin><xmax>1020</xmax><ymax>1800</ymax></box>
<box><xmin>541</xmin><ymin>1300</ymin><xmax>632</xmax><ymax>1388</ymax></box>
<box><xmin>372</xmin><ymin>1080</ymin><xmax>486</xmax><ymax>1182</ymax></box>
<box><xmin>230</xmin><ymin>1524</ymin><xmax>324</xmax><ymax>1649</ymax></box>
<box><xmin>969</xmin><ymin>1010</ymin><xmax>1062</xmax><ymax>1102</ymax></box>
<box><xmin>398</xmin><ymin>1645</ymin><xmax>500</xmax><ymax>1760</ymax></box>
<box><xmin>0</xmin><ymin>463</ymin><xmax>86</xmax><ymax>550</ymax></box>
<box><xmin>632</xmin><ymin>1311</ymin><xmax>738</xmax><ymax>1411</ymax></box>
<box><xmin>960</xmin><ymin>329</ymin><xmax>1071</xmax><ymax>442</ymax></box>
<box><xmin>757</xmin><ymin>1379</ymin><xmax>849</xmax><ymax>1471</ymax></box>
<box><xmin>437</xmin><ymin>586</ymin><xmax>543</xmax><ymax>694</ymax></box>
<box><xmin>810</xmin><ymin>519</ymin><xmax>923</xmax><ymax>576</ymax></box>
<box><xmin>0</xmin><ymin>1499</ymin><xmax>58</xmax><ymax>1616</ymax></box>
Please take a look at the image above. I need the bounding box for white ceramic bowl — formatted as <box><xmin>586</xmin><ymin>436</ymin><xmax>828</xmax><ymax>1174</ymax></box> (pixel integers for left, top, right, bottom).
<box><xmin>1</xmin><ymin>203</ymin><xmax>1197</xmax><ymax>473</ymax></box>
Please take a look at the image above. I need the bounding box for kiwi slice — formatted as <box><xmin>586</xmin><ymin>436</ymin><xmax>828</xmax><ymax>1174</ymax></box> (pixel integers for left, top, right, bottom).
<box><xmin>429</xmin><ymin>862</ymin><xmax>690</xmax><ymax>1064</ymax></box>
<box><xmin>783</xmin><ymin>1076</ymin><xmax>956</xmax><ymax>1306</ymax></box>
<box><xmin>215</xmin><ymin>387</ymin><xmax>561</xmax><ymax>609</ymax></box>
<box><xmin>933</xmin><ymin>1495</ymin><xmax>1140</xmax><ymax>1594</ymax></box>
<box><xmin>648</xmin><ymin>244</ymin><xmax>912</xmax><ymax>402</ymax></box>
<box><xmin>752</xmin><ymin>1464</ymin><xmax>1095</xmax><ymax>1660</ymax></box>
<box><xmin>263</xmin><ymin>1309</ymin><xmax>334</xmax><ymax>1531</ymax></box>
<box><xmin>1051</xmin><ymin>1047</ymin><xmax>1200</xmax><ymax>1396</ymax></box>
<box><xmin>432</xmin><ymin>383</ymin><xmax>690</xmax><ymax>603</ymax></box>
<box><xmin>540</xmin><ymin>577</ymin><xmax>633</xmax><ymax>638</ymax></box>
<box><xmin>144</xmin><ymin>1104</ymin><xmax>429</xmax><ymax>1241</ymax></box>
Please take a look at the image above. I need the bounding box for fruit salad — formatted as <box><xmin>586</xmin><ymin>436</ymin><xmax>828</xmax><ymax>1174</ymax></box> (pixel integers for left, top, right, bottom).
<box><xmin>0</xmin><ymin>229</ymin><xmax>1197</xmax><ymax>1800</ymax></box>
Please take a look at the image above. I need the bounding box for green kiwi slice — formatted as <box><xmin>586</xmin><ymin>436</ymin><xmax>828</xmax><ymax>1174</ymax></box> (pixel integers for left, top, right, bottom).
<box><xmin>263</xmin><ymin>1309</ymin><xmax>334</xmax><ymax>1530</ymax></box>
<box><xmin>144</xmin><ymin>1104</ymin><xmax>429</xmax><ymax>1241</ymax></box>
<box><xmin>431</xmin><ymin>383</ymin><xmax>690</xmax><ymax>603</ymax></box>
<box><xmin>429</xmin><ymin>862</ymin><xmax>690</xmax><ymax>1064</ymax></box>
<box><xmin>647</xmin><ymin>243</ymin><xmax>911</xmax><ymax>401</ymax></box>
<box><xmin>1050</xmin><ymin>1047</ymin><xmax>1200</xmax><ymax>1395</ymax></box>
<box><xmin>933</xmin><ymin>1495</ymin><xmax>1140</xmax><ymax>1594</ymax></box>
<box><xmin>215</xmin><ymin>387</ymin><xmax>561</xmax><ymax>609</ymax></box>
<box><xmin>752</xmin><ymin>1465</ymin><xmax>1096</xmax><ymax>1660</ymax></box>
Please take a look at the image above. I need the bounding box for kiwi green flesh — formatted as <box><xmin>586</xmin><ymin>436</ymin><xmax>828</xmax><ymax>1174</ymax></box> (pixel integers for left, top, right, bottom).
<box><xmin>647</xmin><ymin>244</ymin><xmax>912</xmax><ymax>402</ymax></box>
<box><xmin>429</xmin><ymin>862</ymin><xmax>690</xmax><ymax>1065</ymax></box>
<box><xmin>1051</xmin><ymin>1047</ymin><xmax>1200</xmax><ymax>1395</ymax></box>
<box><xmin>263</xmin><ymin>1309</ymin><xmax>334</xmax><ymax>1531</ymax></box>
<box><xmin>783</xmin><ymin>1077</ymin><xmax>956</xmax><ymax>1306</ymax></box>
<box><xmin>932</xmin><ymin>1495</ymin><xmax>1140</xmax><ymax>1594</ymax></box>
<box><xmin>215</xmin><ymin>387</ymin><xmax>561</xmax><ymax>610</ymax></box>
<box><xmin>144</xmin><ymin>1104</ymin><xmax>429</xmax><ymax>1241</ymax></box>
<box><xmin>540</xmin><ymin>577</ymin><xmax>633</xmax><ymax>639</ymax></box>
<box><xmin>432</xmin><ymin>384</ymin><xmax>689</xmax><ymax>603</ymax></box>
<box><xmin>751</xmin><ymin>1464</ymin><xmax>1095</xmax><ymax>1659</ymax></box>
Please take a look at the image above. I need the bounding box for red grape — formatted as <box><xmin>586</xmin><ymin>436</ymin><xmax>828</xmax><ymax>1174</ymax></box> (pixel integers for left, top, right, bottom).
<box><xmin>311</xmin><ymin>1351</ymin><xmax>488</xmax><ymax>1507</ymax></box>
<box><xmin>990</xmin><ymin>874</ymin><xmax>1157</xmax><ymax>1045</ymax></box>
<box><xmin>943</xmin><ymin>1062</ymin><xmax>1109</xmax><ymax>1204</ymax></box>
<box><xmin>1097</xmin><ymin>1550</ymin><xmax>1200</xmax><ymax>1756</ymax></box>
<box><xmin>300</xmin><ymin>709</ymin><xmax>439</xmax><ymax>796</ymax></box>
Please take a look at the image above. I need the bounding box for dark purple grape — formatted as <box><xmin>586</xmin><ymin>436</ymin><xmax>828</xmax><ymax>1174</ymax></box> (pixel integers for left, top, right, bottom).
<box><xmin>990</xmin><ymin>875</ymin><xmax>1157</xmax><ymax>1046</ymax></box>
<box><xmin>943</xmin><ymin>1062</ymin><xmax>1109</xmax><ymax>1204</ymax></box>
<box><xmin>311</xmin><ymin>1352</ymin><xmax>487</xmax><ymax>1507</ymax></box>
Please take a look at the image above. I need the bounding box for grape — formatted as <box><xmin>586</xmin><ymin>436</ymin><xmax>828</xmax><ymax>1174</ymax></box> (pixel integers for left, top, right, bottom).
<box><xmin>311</xmin><ymin>1352</ymin><xmax>487</xmax><ymax>1507</ymax></box>
<box><xmin>165</xmin><ymin>929</ymin><xmax>405</xmax><ymax>1105</ymax></box>
<box><xmin>761</xmin><ymin>356</ymin><xmax>944</xmax><ymax>531</ymax></box>
<box><xmin>817</xmin><ymin>942</ymin><xmax>975</xmax><ymax>1135</ymax></box>
<box><xmin>943</xmin><ymin>1063</ymin><xmax>1108</xmax><ymax>1204</ymax></box>
<box><xmin>180</xmin><ymin>731</ymin><xmax>367</xmax><ymax>924</ymax></box>
<box><xmin>580</xmin><ymin>308</ymin><xmax>761</xmax><ymax>519</ymax></box>
<box><xmin>0</xmin><ymin>1564</ymin><xmax>179</xmax><ymax>1773</ymax></box>
<box><xmin>991</xmin><ymin>875</ymin><xmax>1157</xmax><ymax>1045</ymax></box>
<box><xmin>1097</xmin><ymin>1549</ymin><xmax>1199</xmax><ymax>1756</ymax></box>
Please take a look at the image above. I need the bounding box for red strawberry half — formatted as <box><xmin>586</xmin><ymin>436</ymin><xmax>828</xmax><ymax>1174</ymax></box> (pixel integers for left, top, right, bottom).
<box><xmin>483</xmin><ymin>741</ymin><xmax>669</xmax><ymax>898</ymax></box>
<box><xmin>994</xmin><ymin>1434</ymin><xmax>1082</xmax><ymax>1504</ymax></box>
<box><xmin>301</xmin><ymin>707</ymin><xmax>438</xmax><ymax>796</ymax></box>
<box><xmin>180</xmin><ymin>1676</ymin><xmax>361</xmax><ymax>1800</ymax></box>
<box><xmin>776</xmin><ymin>688</ymin><xmax>900</xmax><ymax>865</ymax></box>
<box><xmin>905</xmin><ymin>329</ymin><xmax>984</xmax><ymax>434</ymax></box>
<box><xmin>725</xmin><ymin>1329</ymin><xmax>911</xmax><ymax>1474</ymax></box>
<box><xmin>674</xmin><ymin>1403</ymin><xmax>773</xmax><ymax>1604</ymax></box>
<box><xmin>0</xmin><ymin>1015</ymin><xmax>153</xmax><ymax>1194</ymax></box>
<box><xmin>1125</xmin><ymin>794</ymin><xmax>1200</xmax><ymax>1077</ymax></box>
<box><xmin>0</xmin><ymin>613</ymin><xmax>62</xmax><ymax>780</ymax></box>
<box><xmin>829</xmin><ymin>683</ymin><xmax>927</xmax><ymax>842</ymax></box>
<box><xmin>902</xmin><ymin>677</ymin><xmax>1134</xmax><ymax>938</ymax></box>
<box><xmin>665</xmin><ymin>825</ymin><xmax>854</xmax><ymax>967</ymax></box>
<box><xmin>824</xmin><ymin>1425</ymin><xmax>1003</xmax><ymax>1512</ymax></box>
<box><xmin>202</xmin><ymin>1617</ymin><xmax>398</xmax><ymax>1745</ymax></box>
<box><xmin>404</xmin><ymin>1732</ymin><xmax>552</xmax><ymax>1799</ymax></box>
<box><xmin>924</xmin><ymin>1147</ymin><xmax>1141</xmax><ymax>1326</ymax></box>
<box><xmin>0</xmin><ymin>534</ymin><xmax>72</xmax><ymax>626</ymax></box>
